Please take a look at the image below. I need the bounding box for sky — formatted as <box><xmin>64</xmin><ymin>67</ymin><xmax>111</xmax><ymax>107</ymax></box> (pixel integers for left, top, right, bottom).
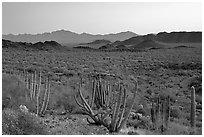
<box><xmin>2</xmin><ymin>2</ymin><xmax>202</xmax><ymax>35</ymax></box>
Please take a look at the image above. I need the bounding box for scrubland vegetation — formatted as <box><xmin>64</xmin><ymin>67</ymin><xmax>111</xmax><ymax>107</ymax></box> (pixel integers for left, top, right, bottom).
<box><xmin>2</xmin><ymin>45</ymin><xmax>202</xmax><ymax>135</ymax></box>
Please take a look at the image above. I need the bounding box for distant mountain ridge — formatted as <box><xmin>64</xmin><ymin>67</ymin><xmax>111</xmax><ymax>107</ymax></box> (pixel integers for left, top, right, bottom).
<box><xmin>2</xmin><ymin>39</ymin><xmax>66</xmax><ymax>51</ymax></box>
<box><xmin>118</xmin><ymin>31</ymin><xmax>202</xmax><ymax>46</ymax></box>
<box><xmin>79</xmin><ymin>39</ymin><xmax>111</xmax><ymax>45</ymax></box>
<box><xmin>2</xmin><ymin>30</ymin><xmax>138</xmax><ymax>46</ymax></box>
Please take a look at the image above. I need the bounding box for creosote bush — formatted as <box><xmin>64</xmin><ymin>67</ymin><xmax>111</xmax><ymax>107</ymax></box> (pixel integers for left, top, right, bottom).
<box><xmin>2</xmin><ymin>108</ymin><xmax>48</xmax><ymax>135</ymax></box>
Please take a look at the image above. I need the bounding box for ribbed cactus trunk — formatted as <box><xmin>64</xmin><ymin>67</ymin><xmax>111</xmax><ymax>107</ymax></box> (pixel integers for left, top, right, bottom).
<box><xmin>151</xmin><ymin>95</ymin><xmax>170</xmax><ymax>132</ymax></box>
<box><xmin>165</xmin><ymin>96</ymin><xmax>170</xmax><ymax>128</ymax></box>
<box><xmin>40</xmin><ymin>77</ymin><xmax>51</xmax><ymax>115</ymax></box>
<box><xmin>161</xmin><ymin>99</ymin><xmax>165</xmax><ymax>133</ymax></box>
<box><xmin>36</xmin><ymin>71</ymin><xmax>42</xmax><ymax>115</ymax></box>
<box><xmin>44</xmin><ymin>78</ymin><xmax>51</xmax><ymax>114</ymax></box>
<box><xmin>90</xmin><ymin>78</ymin><xmax>96</xmax><ymax>108</ymax></box>
<box><xmin>32</xmin><ymin>71</ymin><xmax>37</xmax><ymax>99</ymax></box>
<box><xmin>40</xmin><ymin>77</ymin><xmax>48</xmax><ymax>114</ymax></box>
<box><xmin>30</xmin><ymin>73</ymin><xmax>34</xmax><ymax>100</ymax></box>
<box><xmin>151</xmin><ymin>103</ymin><xmax>156</xmax><ymax>125</ymax></box>
<box><xmin>190</xmin><ymin>86</ymin><xmax>196</xmax><ymax>128</ymax></box>
<box><xmin>155</xmin><ymin>96</ymin><xmax>160</xmax><ymax>130</ymax></box>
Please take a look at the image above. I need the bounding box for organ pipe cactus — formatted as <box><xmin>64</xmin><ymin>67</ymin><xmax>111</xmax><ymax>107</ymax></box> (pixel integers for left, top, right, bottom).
<box><xmin>190</xmin><ymin>86</ymin><xmax>196</xmax><ymax>128</ymax></box>
<box><xmin>40</xmin><ymin>77</ymin><xmax>51</xmax><ymax>115</ymax></box>
<box><xmin>165</xmin><ymin>96</ymin><xmax>170</xmax><ymax>128</ymax></box>
<box><xmin>74</xmin><ymin>74</ymin><xmax>138</xmax><ymax>132</ymax></box>
<box><xmin>151</xmin><ymin>95</ymin><xmax>170</xmax><ymax>132</ymax></box>
<box><xmin>21</xmin><ymin>70</ymin><xmax>51</xmax><ymax>116</ymax></box>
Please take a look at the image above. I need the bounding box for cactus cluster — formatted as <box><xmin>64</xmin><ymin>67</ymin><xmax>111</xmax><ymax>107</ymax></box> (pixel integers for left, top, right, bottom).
<box><xmin>74</xmin><ymin>73</ymin><xmax>138</xmax><ymax>132</ymax></box>
<box><xmin>9</xmin><ymin>69</ymin><xmax>51</xmax><ymax>116</ymax></box>
<box><xmin>25</xmin><ymin>71</ymin><xmax>51</xmax><ymax>115</ymax></box>
<box><xmin>150</xmin><ymin>95</ymin><xmax>170</xmax><ymax>133</ymax></box>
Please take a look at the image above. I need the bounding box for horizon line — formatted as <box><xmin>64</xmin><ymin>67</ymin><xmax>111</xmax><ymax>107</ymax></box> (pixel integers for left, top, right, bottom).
<box><xmin>2</xmin><ymin>29</ymin><xmax>202</xmax><ymax>36</ymax></box>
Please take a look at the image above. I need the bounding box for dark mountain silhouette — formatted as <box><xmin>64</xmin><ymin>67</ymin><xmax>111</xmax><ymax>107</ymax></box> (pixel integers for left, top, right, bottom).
<box><xmin>2</xmin><ymin>30</ymin><xmax>138</xmax><ymax>46</ymax></box>
<box><xmin>98</xmin><ymin>44</ymin><xmax>113</xmax><ymax>50</ymax></box>
<box><xmin>115</xmin><ymin>31</ymin><xmax>202</xmax><ymax>47</ymax></box>
<box><xmin>2</xmin><ymin>39</ymin><xmax>32</xmax><ymax>49</ymax></box>
<box><xmin>33</xmin><ymin>41</ymin><xmax>63</xmax><ymax>50</ymax></box>
<box><xmin>115</xmin><ymin>44</ymin><xmax>127</xmax><ymax>49</ymax></box>
<box><xmin>130</xmin><ymin>40</ymin><xmax>165</xmax><ymax>49</ymax></box>
<box><xmin>79</xmin><ymin>39</ymin><xmax>111</xmax><ymax>45</ymax></box>
<box><xmin>2</xmin><ymin>39</ymin><xmax>65</xmax><ymax>51</ymax></box>
<box><xmin>156</xmin><ymin>32</ymin><xmax>202</xmax><ymax>43</ymax></box>
<box><xmin>111</xmin><ymin>40</ymin><xmax>122</xmax><ymax>46</ymax></box>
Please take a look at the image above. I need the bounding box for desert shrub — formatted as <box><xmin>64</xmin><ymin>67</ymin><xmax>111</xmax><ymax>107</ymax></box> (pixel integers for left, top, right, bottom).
<box><xmin>127</xmin><ymin>119</ymin><xmax>141</xmax><ymax>128</ymax></box>
<box><xmin>174</xmin><ymin>117</ymin><xmax>190</xmax><ymax>127</ymax></box>
<box><xmin>2</xmin><ymin>74</ymin><xmax>35</xmax><ymax>111</ymax></box>
<box><xmin>195</xmin><ymin>95</ymin><xmax>202</xmax><ymax>104</ymax></box>
<box><xmin>2</xmin><ymin>108</ymin><xmax>48</xmax><ymax>135</ymax></box>
<box><xmin>165</xmin><ymin>122</ymin><xmax>196</xmax><ymax>135</ymax></box>
<box><xmin>188</xmin><ymin>76</ymin><xmax>202</xmax><ymax>96</ymax></box>
<box><xmin>135</xmin><ymin>108</ymin><xmax>146</xmax><ymax>116</ymax></box>
<box><xmin>170</xmin><ymin>107</ymin><xmax>182</xmax><ymax>119</ymax></box>
<box><xmin>53</xmin><ymin>93</ymin><xmax>77</xmax><ymax>114</ymax></box>
<box><xmin>196</xmin><ymin>122</ymin><xmax>202</xmax><ymax>128</ymax></box>
<box><xmin>196</xmin><ymin>104</ymin><xmax>202</xmax><ymax>110</ymax></box>
<box><xmin>164</xmin><ymin>62</ymin><xmax>201</xmax><ymax>70</ymax></box>
<box><xmin>48</xmin><ymin>81</ymin><xmax>80</xmax><ymax>114</ymax></box>
<box><xmin>127</xmin><ymin>116</ymin><xmax>151</xmax><ymax>130</ymax></box>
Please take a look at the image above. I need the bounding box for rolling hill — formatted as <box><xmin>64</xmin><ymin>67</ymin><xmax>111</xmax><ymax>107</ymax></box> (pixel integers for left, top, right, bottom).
<box><xmin>2</xmin><ymin>39</ymin><xmax>66</xmax><ymax>51</ymax></box>
<box><xmin>130</xmin><ymin>40</ymin><xmax>165</xmax><ymax>50</ymax></box>
<box><xmin>115</xmin><ymin>31</ymin><xmax>202</xmax><ymax>47</ymax></box>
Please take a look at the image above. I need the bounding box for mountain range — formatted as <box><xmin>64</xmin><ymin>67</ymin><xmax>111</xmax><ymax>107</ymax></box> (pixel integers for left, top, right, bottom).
<box><xmin>75</xmin><ymin>31</ymin><xmax>202</xmax><ymax>50</ymax></box>
<box><xmin>2</xmin><ymin>30</ymin><xmax>202</xmax><ymax>50</ymax></box>
<box><xmin>2</xmin><ymin>30</ymin><xmax>138</xmax><ymax>46</ymax></box>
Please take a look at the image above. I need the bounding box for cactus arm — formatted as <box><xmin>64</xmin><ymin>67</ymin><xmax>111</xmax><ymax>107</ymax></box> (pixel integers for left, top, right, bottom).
<box><xmin>166</xmin><ymin>96</ymin><xmax>170</xmax><ymax>127</ymax></box>
<box><xmin>103</xmin><ymin>80</ymin><xmax>108</xmax><ymax>107</ymax></box>
<box><xmin>105</xmin><ymin>81</ymin><xmax>110</xmax><ymax>107</ymax></box>
<box><xmin>110</xmin><ymin>91</ymin><xmax>118</xmax><ymax>131</ymax></box>
<box><xmin>32</xmin><ymin>71</ymin><xmax>37</xmax><ymax>99</ymax></box>
<box><xmin>98</xmin><ymin>77</ymin><xmax>102</xmax><ymax>107</ymax></box>
<box><xmin>77</xmin><ymin>84</ymin><xmax>94</xmax><ymax>115</ymax></box>
<box><xmin>37</xmin><ymin>71</ymin><xmax>41</xmax><ymax>115</ymax></box>
<box><xmin>90</xmin><ymin>78</ymin><xmax>96</xmax><ymax>108</ymax></box>
<box><xmin>118</xmin><ymin>77</ymin><xmax>138</xmax><ymax>131</ymax></box>
<box><xmin>108</xmin><ymin>82</ymin><xmax>113</xmax><ymax>108</ymax></box>
<box><xmin>74</xmin><ymin>95</ymin><xmax>84</xmax><ymax>108</ymax></box>
<box><xmin>112</xmin><ymin>83</ymin><xmax>123</xmax><ymax>131</ymax></box>
<box><xmin>87</xmin><ymin>117</ymin><xmax>97</xmax><ymax>125</ymax></box>
<box><xmin>151</xmin><ymin>103</ymin><xmax>156</xmax><ymax>124</ymax></box>
<box><xmin>40</xmin><ymin>77</ymin><xmax>48</xmax><ymax>114</ymax></box>
<box><xmin>43</xmin><ymin>78</ymin><xmax>51</xmax><ymax>114</ymax></box>
<box><xmin>117</xmin><ymin>88</ymin><xmax>127</xmax><ymax>129</ymax></box>
<box><xmin>30</xmin><ymin>73</ymin><xmax>34</xmax><ymax>99</ymax></box>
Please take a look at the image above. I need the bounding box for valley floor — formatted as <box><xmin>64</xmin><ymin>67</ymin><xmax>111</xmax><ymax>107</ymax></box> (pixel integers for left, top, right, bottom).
<box><xmin>2</xmin><ymin>45</ymin><xmax>202</xmax><ymax>135</ymax></box>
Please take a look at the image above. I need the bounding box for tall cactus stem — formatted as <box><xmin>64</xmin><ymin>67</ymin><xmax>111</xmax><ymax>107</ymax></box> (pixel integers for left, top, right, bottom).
<box><xmin>118</xmin><ymin>78</ymin><xmax>138</xmax><ymax>131</ymax></box>
<box><xmin>43</xmin><ymin>78</ymin><xmax>51</xmax><ymax>114</ymax></box>
<box><xmin>90</xmin><ymin>78</ymin><xmax>96</xmax><ymax>108</ymax></box>
<box><xmin>112</xmin><ymin>84</ymin><xmax>123</xmax><ymax>131</ymax></box>
<box><xmin>30</xmin><ymin>73</ymin><xmax>34</xmax><ymax>100</ymax></box>
<box><xmin>36</xmin><ymin>71</ymin><xmax>42</xmax><ymax>115</ymax></box>
<box><xmin>117</xmin><ymin>88</ymin><xmax>127</xmax><ymax>129</ymax></box>
<box><xmin>32</xmin><ymin>71</ymin><xmax>37</xmax><ymax>99</ymax></box>
<box><xmin>40</xmin><ymin>77</ymin><xmax>48</xmax><ymax>114</ymax></box>
<box><xmin>190</xmin><ymin>86</ymin><xmax>196</xmax><ymax>128</ymax></box>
